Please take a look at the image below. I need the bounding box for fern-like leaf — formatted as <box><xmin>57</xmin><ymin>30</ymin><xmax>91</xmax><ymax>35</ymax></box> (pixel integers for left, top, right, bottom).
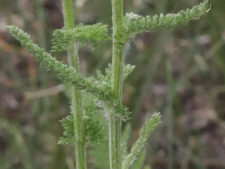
<box><xmin>6</xmin><ymin>26</ymin><xmax>105</xmax><ymax>96</ymax></box>
<box><xmin>58</xmin><ymin>115</ymin><xmax>74</xmax><ymax>144</ymax></box>
<box><xmin>96</xmin><ymin>64</ymin><xmax>135</xmax><ymax>84</ymax></box>
<box><xmin>122</xmin><ymin>113</ymin><xmax>161</xmax><ymax>169</ymax></box>
<box><xmin>7</xmin><ymin>25</ymin><xmax>129</xmax><ymax>121</ymax></box>
<box><xmin>83</xmin><ymin>94</ymin><xmax>103</xmax><ymax>143</ymax></box>
<box><xmin>124</xmin><ymin>0</ymin><xmax>210</xmax><ymax>39</ymax></box>
<box><xmin>123</xmin><ymin>64</ymin><xmax>136</xmax><ymax>80</ymax></box>
<box><xmin>51</xmin><ymin>23</ymin><xmax>110</xmax><ymax>52</ymax></box>
<box><xmin>59</xmin><ymin>93</ymin><xmax>103</xmax><ymax>144</ymax></box>
<box><xmin>59</xmin><ymin>113</ymin><xmax>103</xmax><ymax>145</ymax></box>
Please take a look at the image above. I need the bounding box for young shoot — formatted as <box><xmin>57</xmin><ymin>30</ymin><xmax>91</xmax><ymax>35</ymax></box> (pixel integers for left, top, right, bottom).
<box><xmin>7</xmin><ymin>0</ymin><xmax>210</xmax><ymax>169</ymax></box>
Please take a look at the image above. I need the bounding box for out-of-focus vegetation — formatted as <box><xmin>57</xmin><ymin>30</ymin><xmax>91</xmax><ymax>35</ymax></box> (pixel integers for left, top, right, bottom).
<box><xmin>0</xmin><ymin>0</ymin><xmax>225</xmax><ymax>169</ymax></box>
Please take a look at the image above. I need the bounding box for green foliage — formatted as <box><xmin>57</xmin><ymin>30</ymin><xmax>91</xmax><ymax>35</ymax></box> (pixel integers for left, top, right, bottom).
<box><xmin>90</xmin><ymin>119</ymin><xmax>109</xmax><ymax>169</ymax></box>
<box><xmin>82</xmin><ymin>93</ymin><xmax>103</xmax><ymax>143</ymax></box>
<box><xmin>58</xmin><ymin>94</ymin><xmax>103</xmax><ymax>145</ymax></box>
<box><xmin>51</xmin><ymin>23</ymin><xmax>110</xmax><ymax>52</ymax></box>
<box><xmin>122</xmin><ymin>113</ymin><xmax>161</xmax><ymax>169</ymax></box>
<box><xmin>6</xmin><ymin>0</ymin><xmax>210</xmax><ymax>168</ymax></box>
<box><xmin>130</xmin><ymin>150</ymin><xmax>146</xmax><ymax>169</ymax></box>
<box><xmin>58</xmin><ymin>115</ymin><xmax>74</xmax><ymax>144</ymax></box>
<box><xmin>96</xmin><ymin>64</ymin><xmax>135</xmax><ymax>85</ymax></box>
<box><xmin>6</xmin><ymin>26</ymin><xmax>103</xmax><ymax>94</ymax></box>
<box><xmin>123</xmin><ymin>0</ymin><xmax>210</xmax><ymax>42</ymax></box>
<box><xmin>7</xmin><ymin>25</ymin><xmax>130</xmax><ymax>121</ymax></box>
<box><xmin>123</xmin><ymin>64</ymin><xmax>136</xmax><ymax>80</ymax></box>
<box><xmin>121</xmin><ymin>125</ymin><xmax>147</xmax><ymax>169</ymax></box>
<box><xmin>85</xmin><ymin>113</ymin><xmax>102</xmax><ymax>143</ymax></box>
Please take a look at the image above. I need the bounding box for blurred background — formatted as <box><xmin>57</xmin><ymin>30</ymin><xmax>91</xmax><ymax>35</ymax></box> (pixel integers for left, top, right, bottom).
<box><xmin>0</xmin><ymin>0</ymin><xmax>225</xmax><ymax>169</ymax></box>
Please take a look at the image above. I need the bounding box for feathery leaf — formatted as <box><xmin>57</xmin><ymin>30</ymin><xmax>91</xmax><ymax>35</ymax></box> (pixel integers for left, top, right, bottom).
<box><xmin>123</xmin><ymin>64</ymin><xmax>136</xmax><ymax>80</ymax></box>
<box><xmin>59</xmin><ymin>94</ymin><xmax>103</xmax><ymax>144</ymax></box>
<box><xmin>51</xmin><ymin>23</ymin><xmax>110</xmax><ymax>52</ymax></box>
<box><xmin>124</xmin><ymin>0</ymin><xmax>210</xmax><ymax>39</ymax></box>
<box><xmin>7</xmin><ymin>25</ymin><xmax>130</xmax><ymax>121</ymax></box>
<box><xmin>122</xmin><ymin>113</ymin><xmax>161</xmax><ymax>169</ymax></box>
<box><xmin>58</xmin><ymin>115</ymin><xmax>74</xmax><ymax>144</ymax></box>
<box><xmin>7</xmin><ymin>26</ymin><xmax>108</xmax><ymax>99</ymax></box>
<box><xmin>96</xmin><ymin>64</ymin><xmax>135</xmax><ymax>84</ymax></box>
<box><xmin>83</xmin><ymin>94</ymin><xmax>103</xmax><ymax>143</ymax></box>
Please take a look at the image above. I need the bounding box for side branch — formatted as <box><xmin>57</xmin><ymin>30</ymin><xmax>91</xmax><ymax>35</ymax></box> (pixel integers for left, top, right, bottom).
<box><xmin>7</xmin><ymin>25</ymin><xmax>129</xmax><ymax>121</ymax></box>
<box><xmin>122</xmin><ymin>113</ymin><xmax>161</xmax><ymax>169</ymax></box>
<box><xmin>51</xmin><ymin>23</ymin><xmax>110</xmax><ymax>52</ymax></box>
<box><xmin>124</xmin><ymin>0</ymin><xmax>210</xmax><ymax>39</ymax></box>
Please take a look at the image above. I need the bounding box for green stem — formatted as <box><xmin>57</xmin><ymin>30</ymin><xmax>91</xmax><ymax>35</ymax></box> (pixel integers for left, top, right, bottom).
<box><xmin>62</xmin><ymin>1</ymin><xmax>86</xmax><ymax>169</ymax></box>
<box><xmin>110</xmin><ymin>0</ymin><xmax>124</xmax><ymax>169</ymax></box>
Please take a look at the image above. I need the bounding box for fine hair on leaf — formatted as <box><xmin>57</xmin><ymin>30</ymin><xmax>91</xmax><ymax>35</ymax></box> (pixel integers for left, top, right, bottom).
<box><xmin>6</xmin><ymin>0</ymin><xmax>210</xmax><ymax>169</ymax></box>
<box><xmin>122</xmin><ymin>113</ymin><xmax>161</xmax><ymax>169</ymax></box>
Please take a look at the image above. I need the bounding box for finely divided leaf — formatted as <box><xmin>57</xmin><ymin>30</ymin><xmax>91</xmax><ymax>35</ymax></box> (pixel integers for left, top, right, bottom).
<box><xmin>122</xmin><ymin>113</ymin><xmax>161</xmax><ymax>169</ymax></box>
<box><xmin>83</xmin><ymin>94</ymin><xmax>103</xmax><ymax>143</ymax></box>
<box><xmin>7</xmin><ymin>26</ymin><xmax>130</xmax><ymax>121</ymax></box>
<box><xmin>96</xmin><ymin>64</ymin><xmax>135</xmax><ymax>84</ymax></box>
<box><xmin>59</xmin><ymin>114</ymin><xmax>103</xmax><ymax>145</ymax></box>
<box><xmin>58</xmin><ymin>115</ymin><xmax>74</xmax><ymax>144</ymax></box>
<box><xmin>6</xmin><ymin>26</ymin><xmax>106</xmax><ymax>96</ymax></box>
<box><xmin>123</xmin><ymin>64</ymin><xmax>135</xmax><ymax>80</ymax></box>
<box><xmin>51</xmin><ymin>23</ymin><xmax>110</xmax><ymax>52</ymax></box>
<box><xmin>59</xmin><ymin>94</ymin><xmax>103</xmax><ymax>144</ymax></box>
<box><xmin>124</xmin><ymin>0</ymin><xmax>210</xmax><ymax>38</ymax></box>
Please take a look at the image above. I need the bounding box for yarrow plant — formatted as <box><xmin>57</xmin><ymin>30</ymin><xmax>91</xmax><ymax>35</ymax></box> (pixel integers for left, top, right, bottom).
<box><xmin>7</xmin><ymin>0</ymin><xmax>210</xmax><ymax>169</ymax></box>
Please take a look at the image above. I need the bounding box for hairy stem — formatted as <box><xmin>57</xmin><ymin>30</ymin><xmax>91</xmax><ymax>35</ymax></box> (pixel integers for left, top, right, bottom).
<box><xmin>62</xmin><ymin>1</ymin><xmax>86</xmax><ymax>169</ymax></box>
<box><xmin>110</xmin><ymin>0</ymin><xmax>124</xmax><ymax>169</ymax></box>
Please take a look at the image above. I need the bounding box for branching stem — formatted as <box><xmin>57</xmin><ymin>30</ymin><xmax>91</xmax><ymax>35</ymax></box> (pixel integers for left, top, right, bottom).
<box><xmin>7</xmin><ymin>1</ymin><xmax>210</xmax><ymax>169</ymax></box>
<box><xmin>62</xmin><ymin>1</ymin><xmax>86</xmax><ymax>169</ymax></box>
